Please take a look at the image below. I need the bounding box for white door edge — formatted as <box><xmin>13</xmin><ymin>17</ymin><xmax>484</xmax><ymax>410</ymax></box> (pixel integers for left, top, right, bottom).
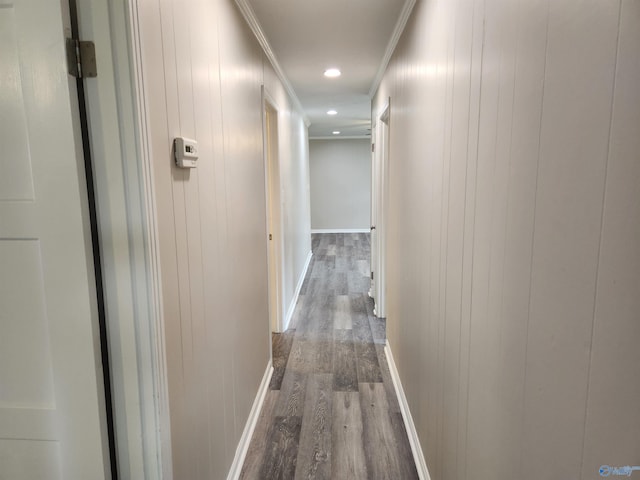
<box><xmin>374</xmin><ymin>99</ymin><xmax>390</xmax><ymax>318</ymax></box>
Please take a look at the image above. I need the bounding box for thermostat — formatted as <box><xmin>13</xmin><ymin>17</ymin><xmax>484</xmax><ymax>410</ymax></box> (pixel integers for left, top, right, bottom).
<box><xmin>174</xmin><ymin>137</ymin><xmax>198</xmax><ymax>168</ymax></box>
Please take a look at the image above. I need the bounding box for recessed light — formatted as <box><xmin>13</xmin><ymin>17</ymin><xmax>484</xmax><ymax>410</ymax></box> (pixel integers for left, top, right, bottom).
<box><xmin>327</xmin><ymin>110</ymin><xmax>337</xmax><ymax>115</ymax></box>
<box><xmin>324</xmin><ymin>68</ymin><xmax>341</xmax><ymax>78</ymax></box>
<box><xmin>332</xmin><ymin>131</ymin><xmax>341</xmax><ymax>135</ymax></box>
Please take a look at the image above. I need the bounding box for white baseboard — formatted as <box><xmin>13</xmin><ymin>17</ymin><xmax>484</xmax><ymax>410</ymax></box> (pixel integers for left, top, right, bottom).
<box><xmin>311</xmin><ymin>228</ymin><xmax>370</xmax><ymax>234</ymax></box>
<box><xmin>226</xmin><ymin>362</ymin><xmax>274</xmax><ymax>480</ymax></box>
<box><xmin>282</xmin><ymin>250</ymin><xmax>313</xmax><ymax>331</ymax></box>
<box><xmin>384</xmin><ymin>343</ymin><xmax>431</xmax><ymax>480</ymax></box>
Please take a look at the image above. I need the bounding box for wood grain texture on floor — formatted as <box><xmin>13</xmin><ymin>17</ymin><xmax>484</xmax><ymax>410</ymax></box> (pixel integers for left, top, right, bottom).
<box><xmin>332</xmin><ymin>392</ymin><xmax>367</xmax><ymax>479</ymax></box>
<box><xmin>240</xmin><ymin>233</ymin><xmax>419</xmax><ymax>480</ymax></box>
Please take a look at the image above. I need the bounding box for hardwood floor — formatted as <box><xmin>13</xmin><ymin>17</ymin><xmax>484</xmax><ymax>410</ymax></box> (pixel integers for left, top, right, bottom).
<box><xmin>240</xmin><ymin>233</ymin><xmax>419</xmax><ymax>480</ymax></box>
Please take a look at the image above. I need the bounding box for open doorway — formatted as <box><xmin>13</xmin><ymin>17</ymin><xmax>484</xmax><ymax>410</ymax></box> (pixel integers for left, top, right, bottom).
<box><xmin>262</xmin><ymin>87</ymin><xmax>285</xmax><ymax>333</ymax></box>
<box><xmin>370</xmin><ymin>99</ymin><xmax>390</xmax><ymax>318</ymax></box>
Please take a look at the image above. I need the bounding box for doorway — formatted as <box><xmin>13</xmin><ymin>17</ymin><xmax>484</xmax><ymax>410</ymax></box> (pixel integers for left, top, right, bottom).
<box><xmin>262</xmin><ymin>87</ymin><xmax>285</xmax><ymax>333</ymax></box>
<box><xmin>370</xmin><ymin>99</ymin><xmax>390</xmax><ymax>318</ymax></box>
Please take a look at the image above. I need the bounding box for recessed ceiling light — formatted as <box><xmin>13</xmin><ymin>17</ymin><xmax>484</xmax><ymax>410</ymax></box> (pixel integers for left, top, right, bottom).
<box><xmin>324</xmin><ymin>68</ymin><xmax>341</xmax><ymax>78</ymax></box>
<box><xmin>332</xmin><ymin>131</ymin><xmax>341</xmax><ymax>135</ymax></box>
<box><xmin>327</xmin><ymin>110</ymin><xmax>337</xmax><ymax>115</ymax></box>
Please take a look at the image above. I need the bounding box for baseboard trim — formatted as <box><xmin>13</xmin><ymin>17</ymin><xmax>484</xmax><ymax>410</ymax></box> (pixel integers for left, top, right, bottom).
<box><xmin>282</xmin><ymin>250</ymin><xmax>313</xmax><ymax>331</ymax></box>
<box><xmin>384</xmin><ymin>342</ymin><xmax>431</xmax><ymax>480</ymax></box>
<box><xmin>311</xmin><ymin>228</ymin><xmax>370</xmax><ymax>234</ymax></box>
<box><xmin>226</xmin><ymin>361</ymin><xmax>274</xmax><ymax>480</ymax></box>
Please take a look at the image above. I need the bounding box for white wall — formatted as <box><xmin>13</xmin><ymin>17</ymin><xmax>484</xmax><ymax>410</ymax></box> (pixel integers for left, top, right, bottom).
<box><xmin>309</xmin><ymin>139</ymin><xmax>371</xmax><ymax>231</ymax></box>
<box><xmin>374</xmin><ymin>0</ymin><xmax>640</xmax><ymax>479</ymax></box>
<box><xmin>136</xmin><ymin>0</ymin><xmax>310</xmax><ymax>477</ymax></box>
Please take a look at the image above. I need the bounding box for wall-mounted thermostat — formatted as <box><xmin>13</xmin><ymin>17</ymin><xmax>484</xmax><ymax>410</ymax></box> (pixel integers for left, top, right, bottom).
<box><xmin>174</xmin><ymin>137</ymin><xmax>198</xmax><ymax>168</ymax></box>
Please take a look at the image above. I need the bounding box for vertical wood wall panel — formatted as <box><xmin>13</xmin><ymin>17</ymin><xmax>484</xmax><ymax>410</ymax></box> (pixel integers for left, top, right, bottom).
<box><xmin>466</xmin><ymin>0</ymin><xmax>502</xmax><ymax>475</ymax></box>
<box><xmin>523</xmin><ymin>1</ymin><xmax>619</xmax><ymax>477</ymax></box>
<box><xmin>137</xmin><ymin>1</ymin><xmax>189</xmax><ymax>477</ymax></box>
<box><xmin>189</xmin><ymin>0</ymin><xmax>223</xmax><ymax>475</ymax></box>
<box><xmin>442</xmin><ymin>1</ymin><xmax>473</xmax><ymax>478</ymax></box>
<box><xmin>581</xmin><ymin>1</ymin><xmax>640</xmax><ymax>476</ymax></box>
<box><xmin>216</xmin><ymin>0</ymin><xmax>267</xmax><ymax>445</ymax></box>
<box><xmin>373</xmin><ymin>0</ymin><xmax>639</xmax><ymax>478</ymax></box>
<box><xmin>495</xmin><ymin>1</ymin><xmax>548</xmax><ymax>478</ymax></box>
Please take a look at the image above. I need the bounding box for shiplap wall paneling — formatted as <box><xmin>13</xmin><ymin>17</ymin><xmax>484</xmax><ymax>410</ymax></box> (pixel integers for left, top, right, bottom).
<box><xmin>580</xmin><ymin>1</ymin><xmax>640</xmax><ymax>476</ymax></box>
<box><xmin>442</xmin><ymin>0</ymin><xmax>473</xmax><ymax>478</ymax></box>
<box><xmin>491</xmin><ymin>0</ymin><xmax>548</xmax><ymax>478</ymax></box>
<box><xmin>136</xmin><ymin>0</ymin><xmax>311</xmax><ymax>477</ymax></box>
<box><xmin>373</xmin><ymin>0</ymin><xmax>639</xmax><ymax>478</ymax></box>
<box><xmin>523</xmin><ymin>1</ymin><xmax>620</xmax><ymax>478</ymax></box>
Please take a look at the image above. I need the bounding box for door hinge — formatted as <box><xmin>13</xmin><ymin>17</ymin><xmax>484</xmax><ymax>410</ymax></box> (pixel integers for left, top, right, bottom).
<box><xmin>371</xmin><ymin>143</ymin><xmax>375</xmax><ymax>153</ymax></box>
<box><xmin>66</xmin><ymin>38</ymin><xmax>97</xmax><ymax>78</ymax></box>
<box><xmin>371</xmin><ymin>271</ymin><xmax>374</xmax><ymax>280</ymax></box>
<box><xmin>269</xmin><ymin>233</ymin><xmax>273</xmax><ymax>240</ymax></box>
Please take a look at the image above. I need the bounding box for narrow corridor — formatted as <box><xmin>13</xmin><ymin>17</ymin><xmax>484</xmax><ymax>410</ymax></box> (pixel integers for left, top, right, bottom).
<box><xmin>240</xmin><ymin>233</ymin><xmax>419</xmax><ymax>479</ymax></box>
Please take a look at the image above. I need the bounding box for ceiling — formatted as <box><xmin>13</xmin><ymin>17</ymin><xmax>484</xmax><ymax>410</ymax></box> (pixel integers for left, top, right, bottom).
<box><xmin>243</xmin><ymin>0</ymin><xmax>411</xmax><ymax>138</ymax></box>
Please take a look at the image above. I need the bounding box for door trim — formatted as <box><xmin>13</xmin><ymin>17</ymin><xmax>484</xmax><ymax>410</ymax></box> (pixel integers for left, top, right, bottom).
<box><xmin>67</xmin><ymin>1</ymin><xmax>118</xmax><ymax>476</ymax></box>
<box><xmin>126</xmin><ymin>2</ymin><xmax>173</xmax><ymax>476</ymax></box>
<box><xmin>74</xmin><ymin>0</ymin><xmax>172</xmax><ymax>477</ymax></box>
<box><xmin>372</xmin><ymin>99</ymin><xmax>390</xmax><ymax>318</ymax></box>
<box><xmin>261</xmin><ymin>86</ymin><xmax>286</xmax><ymax>333</ymax></box>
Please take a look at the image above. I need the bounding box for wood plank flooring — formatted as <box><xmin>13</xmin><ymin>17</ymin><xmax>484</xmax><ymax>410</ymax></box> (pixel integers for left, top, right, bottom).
<box><xmin>240</xmin><ymin>233</ymin><xmax>419</xmax><ymax>480</ymax></box>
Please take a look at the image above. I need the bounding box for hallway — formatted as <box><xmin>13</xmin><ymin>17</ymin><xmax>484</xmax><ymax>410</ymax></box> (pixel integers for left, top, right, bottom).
<box><xmin>240</xmin><ymin>233</ymin><xmax>419</xmax><ymax>479</ymax></box>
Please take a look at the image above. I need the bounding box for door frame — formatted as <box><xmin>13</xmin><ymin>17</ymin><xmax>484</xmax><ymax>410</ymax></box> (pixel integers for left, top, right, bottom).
<box><xmin>73</xmin><ymin>0</ymin><xmax>172</xmax><ymax>477</ymax></box>
<box><xmin>261</xmin><ymin>86</ymin><xmax>286</xmax><ymax>333</ymax></box>
<box><xmin>371</xmin><ymin>99</ymin><xmax>390</xmax><ymax>318</ymax></box>
<box><xmin>65</xmin><ymin>1</ymin><xmax>118</xmax><ymax>475</ymax></box>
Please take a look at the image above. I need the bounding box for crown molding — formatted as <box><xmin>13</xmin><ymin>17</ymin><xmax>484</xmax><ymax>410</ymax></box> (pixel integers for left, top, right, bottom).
<box><xmin>368</xmin><ymin>0</ymin><xmax>416</xmax><ymax>98</ymax></box>
<box><xmin>234</xmin><ymin>0</ymin><xmax>311</xmax><ymax>126</ymax></box>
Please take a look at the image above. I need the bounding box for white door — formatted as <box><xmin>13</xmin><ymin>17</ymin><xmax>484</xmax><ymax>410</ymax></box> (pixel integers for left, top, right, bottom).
<box><xmin>265</xmin><ymin>101</ymin><xmax>281</xmax><ymax>332</ymax></box>
<box><xmin>370</xmin><ymin>101</ymin><xmax>390</xmax><ymax>318</ymax></box>
<box><xmin>376</xmin><ymin>106</ymin><xmax>389</xmax><ymax>318</ymax></box>
<box><xmin>369</xmin><ymin>123</ymin><xmax>377</xmax><ymax>301</ymax></box>
<box><xmin>0</xmin><ymin>0</ymin><xmax>110</xmax><ymax>478</ymax></box>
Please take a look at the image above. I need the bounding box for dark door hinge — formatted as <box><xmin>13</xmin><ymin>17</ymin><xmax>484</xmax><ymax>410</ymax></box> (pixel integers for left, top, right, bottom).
<box><xmin>371</xmin><ymin>271</ymin><xmax>374</xmax><ymax>280</ymax></box>
<box><xmin>372</xmin><ymin>143</ymin><xmax>375</xmax><ymax>153</ymax></box>
<box><xmin>66</xmin><ymin>38</ymin><xmax>97</xmax><ymax>78</ymax></box>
